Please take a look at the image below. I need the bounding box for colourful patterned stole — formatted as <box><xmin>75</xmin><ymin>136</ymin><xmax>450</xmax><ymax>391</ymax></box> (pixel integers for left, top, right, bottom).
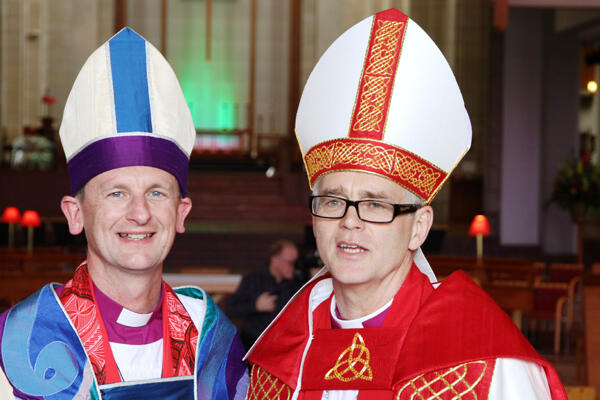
<box><xmin>59</xmin><ymin>264</ymin><xmax>198</xmax><ymax>384</ymax></box>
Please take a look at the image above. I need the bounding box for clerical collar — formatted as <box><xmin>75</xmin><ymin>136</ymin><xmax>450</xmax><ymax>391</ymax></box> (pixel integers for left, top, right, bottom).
<box><xmin>93</xmin><ymin>282</ymin><xmax>164</xmax><ymax>344</ymax></box>
<box><xmin>116</xmin><ymin>306</ymin><xmax>153</xmax><ymax>327</ymax></box>
<box><xmin>330</xmin><ymin>296</ymin><xmax>393</xmax><ymax>329</ymax></box>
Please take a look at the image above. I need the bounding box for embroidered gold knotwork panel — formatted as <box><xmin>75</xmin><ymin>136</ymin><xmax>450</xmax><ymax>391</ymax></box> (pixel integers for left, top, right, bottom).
<box><xmin>366</xmin><ymin>20</ymin><xmax>405</xmax><ymax>76</ymax></box>
<box><xmin>324</xmin><ymin>332</ymin><xmax>373</xmax><ymax>383</ymax></box>
<box><xmin>247</xmin><ymin>365</ymin><xmax>292</xmax><ymax>400</ymax></box>
<box><xmin>352</xmin><ymin>75</ymin><xmax>390</xmax><ymax>132</ymax></box>
<box><xmin>305</xmin><ymin>139</ymin><xmax>445</xmax><ymax>201</ymax></box>
<box><xmin>350</xmin><ymin>19</ymin><xmax>405</xmax><ymax>138</ymax></box>
<box><xmin>396</xmin><ymin>361</ymin><xmax>488</xmax><ymax>400</ymax></box>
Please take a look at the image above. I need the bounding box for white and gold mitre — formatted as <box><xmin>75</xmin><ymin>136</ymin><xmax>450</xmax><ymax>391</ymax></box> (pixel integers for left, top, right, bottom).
<box><xmin>295</xmin><ymin>8</ymin><xmax>471</xmax><ymax>204</ymax></box>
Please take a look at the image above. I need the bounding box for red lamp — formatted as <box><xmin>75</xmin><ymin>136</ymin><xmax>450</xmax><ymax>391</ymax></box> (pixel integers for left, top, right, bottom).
<box><xmin>2</xmin><ymin>207</ymin><xmax>21</xmax><ymax>248</ymax></box>
<box><xmin>469</xmin><ymin>214</ymin><xmax>490</xmax><ymax>262</ymax></box>
<box><xmin>21</xmin><ymin>210</ymin><xmax>41</xmax><ymax>253</ymax></box>
<box><xmin>42</xmin><ymin>93</ymin><xmax>56</xmax><ymax>104</ymax></box>
<box><xmin>41</xmin><ymin>90</ymin><xmax>56</xmax><ymax>118</ymax></box>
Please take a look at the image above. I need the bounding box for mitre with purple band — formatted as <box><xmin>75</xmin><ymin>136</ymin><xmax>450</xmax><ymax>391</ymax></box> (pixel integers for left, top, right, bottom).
<box><xmin>59</xmin><ymin>27</ymin><xmax>195</xmax><ymax>195</ymax></box>
<box><xmin>295</xmin><ymin>8</ymin><xmax>471</xmax><ymax>204</ymax></box>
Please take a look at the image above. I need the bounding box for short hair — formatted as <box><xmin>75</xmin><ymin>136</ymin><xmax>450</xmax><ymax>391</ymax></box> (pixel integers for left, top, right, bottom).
<box><xmin>76</xmin><ymin>186</ymin><xmax>86</xmax><ymax>201</ymax></box>
<box><xmin>312</xmin><ymin>176</ymin><xmax>425</xmax><ymax>206</ymax></box>
<box><xmin>269</xmin><ymin>239</ymin><xmax>297</xmax><ymax>258</ymax></box>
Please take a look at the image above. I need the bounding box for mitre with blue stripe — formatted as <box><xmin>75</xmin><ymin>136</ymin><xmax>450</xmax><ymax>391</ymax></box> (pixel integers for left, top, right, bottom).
<box><xmin>59</xmin><ymin>27</ymin><xmax>195</xmax><ymax>195</ymax></box>
<box><xmin>295</xmin><ymin>8</ymin><xmax>471</xmax><ymax>204</ymax></box>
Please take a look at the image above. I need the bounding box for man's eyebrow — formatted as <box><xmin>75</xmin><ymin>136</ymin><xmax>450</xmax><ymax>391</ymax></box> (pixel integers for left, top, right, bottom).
<box><xmin>100</xmin><ymin>181</ymin><xmax>174</xmax><ymax>192</ymax></box>
<box><xmin>319</xmin><ymin>187</ymin><xmax>390</xmax><ymax>200</ymax></box>
<box><xmin>320</xmin><ymin>187</ymin><xmax>346</xmax><ymax>196</ymax></box>
<box><xmin>149</xmin><ymin>182</ymin><xmax>173</xmax><ymax>190</ymax></box>
<box><xmin>100</xmin><ymin>182</ymin><xmax>128</xmax><ymax>192</ymax></box>
<box><xmin>358</xmin><ymin>190</ymin><xmax>389</xmax><ymax>200</ymax></box>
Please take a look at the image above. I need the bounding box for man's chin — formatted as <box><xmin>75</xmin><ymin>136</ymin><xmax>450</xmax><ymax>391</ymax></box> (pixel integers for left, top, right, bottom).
<box><xmin>330</xmin><ymin>270</ymin><xmax>371</xmax><ymax>288</ymax></box>
<box><xmin>116</xmin><ymin>257</ymin><xmax>163</xmax><ymax>273</ymax></box>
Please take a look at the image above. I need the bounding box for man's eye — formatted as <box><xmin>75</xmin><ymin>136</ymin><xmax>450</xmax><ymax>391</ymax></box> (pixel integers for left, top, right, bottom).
<box><xmin>324</xmin><ymin>198</ymin><xmax>341</xmax><ymax>207</ymax></box>
<box><xmin>366</xmin><ymin>201</ymin><xmax>384</xmax><ymax>209</ymax></box>
<box><xmin>150</xmin><ymin>190</ymin><xmax>165</xmax><ymax>198</ymax></box>
<box><xmin>110</xmin><ymin>191</ymin><xmax>124</xmax><ymax>198</ymax></box>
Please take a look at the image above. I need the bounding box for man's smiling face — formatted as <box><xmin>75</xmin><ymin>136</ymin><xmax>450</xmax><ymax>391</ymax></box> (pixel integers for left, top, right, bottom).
<box><xmin>76</xmin><ymin>166</ymin><xmax>191</xmax><ymax>275</ymax></box>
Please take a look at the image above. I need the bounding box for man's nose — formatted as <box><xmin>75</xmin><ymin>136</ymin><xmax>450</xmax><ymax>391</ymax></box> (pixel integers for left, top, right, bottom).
<box><xmin>126</xmin><ymin>195</ymin><xmax>151</xmax><ymax>224</ymax></box>
<box><xmin>340</xmin><ymin>203</ymin><xmax>364</xmax><ymax>229</ymax></box>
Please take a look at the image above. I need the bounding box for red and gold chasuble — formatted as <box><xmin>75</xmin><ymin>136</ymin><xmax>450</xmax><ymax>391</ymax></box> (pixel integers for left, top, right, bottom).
<box><xmin>246</xmin><ymin>265</ymin><xmax>566</xmax><ymax>399</ymax></box>
<box><xmin>59</xmin><ymin>264</ymin><xmax>198</xmax><ymax>384</ymax></box>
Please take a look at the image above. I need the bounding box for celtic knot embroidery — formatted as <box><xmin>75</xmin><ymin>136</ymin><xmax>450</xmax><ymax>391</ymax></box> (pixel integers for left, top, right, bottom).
<box><xmin>304</xmin><ymin>139</ymin><xmax>444</xmax><ymax>201</ymax></box>
<box><xmin>324</xmin><ymin>333</ymin><xmax>373</xmax><ymax>383</ymax></box>
<box><xmin>352</xmin><ymin>76</ymin><xmax>390</xmax><ymax>132</ymax></box>
<box><xmin>247</xmin><ymin>365</ymin><xmax>292</xmax><ymax>400</ymax></box>
<box><xmin>396</xmin><ymin>361</ymin><xmax>488</xmax><ymax>400</ymax></box>
<box><xmin>351</xmin><ymin>19</ymin><xmax>405</xmax><ymax>137</ymax></box>
<box><xmin>366</xmin><ymin>20</ymin><xmax>404</xmax><ymax>75</ymax></box>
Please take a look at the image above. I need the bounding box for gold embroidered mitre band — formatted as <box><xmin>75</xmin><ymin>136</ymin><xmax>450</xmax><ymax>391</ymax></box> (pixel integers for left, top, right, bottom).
<box><xmin>295</xmin><ymin>8</ymin><xmax>471</xmax><ymax>203</ymax></box>
<box><xmin>304</xmin><ymin>138</ymin><xmax>447</xmax><ymax>203</ymax></box>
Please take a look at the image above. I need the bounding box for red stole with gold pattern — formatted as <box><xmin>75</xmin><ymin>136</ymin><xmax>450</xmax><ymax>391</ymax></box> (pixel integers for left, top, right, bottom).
<box><xmin>59</xmin><ymin>264</ymin><xmax>198</xmax><ymax>384</ymax></box>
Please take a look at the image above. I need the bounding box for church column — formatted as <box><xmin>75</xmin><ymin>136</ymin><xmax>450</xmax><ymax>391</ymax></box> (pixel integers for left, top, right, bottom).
<box><xmin>283</xmin><ymin>0</ymin><xmax>302</xmax><ymax>173</ymax></box>
<box><xmin>500</xmin><ymin>8</ymin><xmax>544</xmax><ymax>247</ymax></box>
<box><xmin>540</xmin><ymin>10</ymin><xmax>579</xmax><ymax>256</ymax></box>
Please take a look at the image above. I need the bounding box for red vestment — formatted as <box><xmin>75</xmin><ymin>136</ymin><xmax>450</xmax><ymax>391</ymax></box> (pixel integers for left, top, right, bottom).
<box><xmin>246</xmin><ymin>265</ymin><xmax>566</xmax><ymax>399</ymax></box>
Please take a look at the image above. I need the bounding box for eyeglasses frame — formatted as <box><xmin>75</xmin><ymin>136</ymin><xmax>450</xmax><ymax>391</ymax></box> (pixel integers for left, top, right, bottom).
<box><xmin>308</xmin><ymin>195</ymin><xmax>423</xmax><ymax>224</ymax></box>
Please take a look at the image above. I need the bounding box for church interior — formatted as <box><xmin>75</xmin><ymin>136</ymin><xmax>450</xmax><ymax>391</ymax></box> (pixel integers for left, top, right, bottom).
<box><xmin>1</xmin><ymin>0</ymin><xmax>600</xmax><ymax>396</ymax></box>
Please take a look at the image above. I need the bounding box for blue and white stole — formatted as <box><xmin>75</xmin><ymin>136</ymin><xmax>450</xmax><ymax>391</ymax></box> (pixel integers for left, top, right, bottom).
<box><xmin>0</xmin><ymin>284</ymin><xmax>248</xmax><ymax>399</ymax></box>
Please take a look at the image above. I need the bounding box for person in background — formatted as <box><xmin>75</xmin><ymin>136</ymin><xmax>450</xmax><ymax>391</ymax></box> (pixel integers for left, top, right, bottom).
<box><xmin>244</xmin><ymin>8</ymin><xmax>566</xmax><ymax>399</ymax></box>
<box><xmin>0</xmin><ymin>27</ymin><xmax>248</xmax><ymax>400</ymax></box>
<box><xmin>226</xmin><ymin>240</ymin><xmax>303</xmax><ymax>350</ymax></box>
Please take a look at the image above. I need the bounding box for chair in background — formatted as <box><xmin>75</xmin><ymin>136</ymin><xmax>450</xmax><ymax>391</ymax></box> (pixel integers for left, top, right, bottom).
<box><xmin>527</xmin><ymin>263</ymin><xmax>584</xmax><ymax>355</ymax></box>
<box><xmin>549</xmin><ymin>263</ymin><xmax>584</xmax><ymax>349</ymax></box>
<box><xmin>524</xmin><ymin>281</ymin><xmax>569</xmax><ymax>355</ymax></box>
<box><xmin>549</xmin><ymin>263</ymin><xmax>584</xmax><ymax>283</ymax></box>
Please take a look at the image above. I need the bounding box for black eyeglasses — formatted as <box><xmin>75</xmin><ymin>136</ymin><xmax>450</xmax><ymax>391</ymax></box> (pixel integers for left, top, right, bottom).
<box><xmin>309</xmin><ymin>195</ymin><xmax>422</xmax><ymax>223</ymax></box>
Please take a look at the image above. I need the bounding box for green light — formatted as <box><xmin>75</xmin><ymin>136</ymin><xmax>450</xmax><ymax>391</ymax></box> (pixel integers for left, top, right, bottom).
<box><xmin>179</xmin><ymin>62</ymin><xmax>236</xmax><ymax>130</ymax></box>
<box><xmin>170</xmin><ymin>4</ymin><xmax>237</xmax><ymax>131</ymax></box>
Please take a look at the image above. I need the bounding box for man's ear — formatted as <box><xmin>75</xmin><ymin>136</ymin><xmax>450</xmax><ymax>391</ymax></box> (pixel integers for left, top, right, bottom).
<box><xmin>61</xmin><ymin>195</ymin><xmax>84</xmax><ymax>235</ymax></box>
<box><xmin>175</xmin><ymin>197</ymin><xmax>193</xmax><ymax>233</ymax></box>
<box><xmin>408</xmin><ymin>205</ymin><xmax>434</xmax><ymax>251</ymax></box>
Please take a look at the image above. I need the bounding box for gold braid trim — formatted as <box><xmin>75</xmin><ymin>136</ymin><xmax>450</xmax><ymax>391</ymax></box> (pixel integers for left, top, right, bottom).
<box><xmin>396</xmin><ymin>361</ymin><xmax>488</xmax><ymax>400</ymax></box>
<box><xmin>246</xmin><ymin>365</ymin><xmax>292</xmax><ymax>400</ymax></box>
